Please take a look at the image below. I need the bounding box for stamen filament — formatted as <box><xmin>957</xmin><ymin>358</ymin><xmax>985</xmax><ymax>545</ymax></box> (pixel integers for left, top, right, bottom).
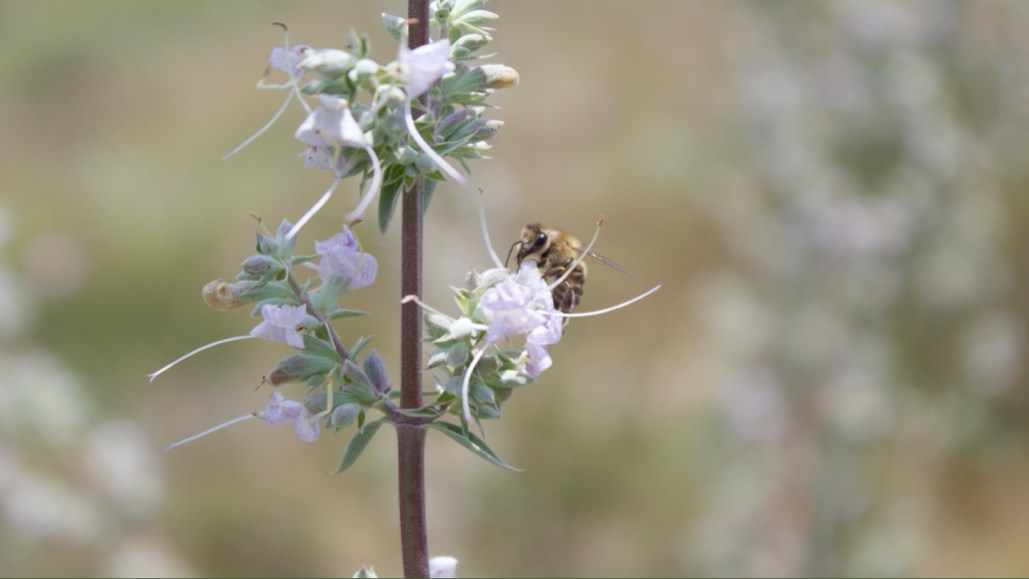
<box><xmin>147</xmin><ymin>335</ymin><xmax>255</xmax><ymax>382</ymax></box>
<box><xmin>343</xmin><ymin>145</ymin><xmax>384</xmax><ymax>222</ymax></box>
<box><xmin>223</xmin><ymin>26</ymin><xmax>310</xmax><ymax>159</ymax></box>
<box><xmin>404</xmin><ymin>99</ymin><xmax>467</xmax><ymax>185</ymax></box>
<box><xmin>165</xmin><ymin>414</ymin><xmax>254</xmax><ymax>452</ymax></box>
<box><xmin>401</xmin><ymin>294</ymin><xmax>453</xmax><ymax>321</ymax></box>
<box><xmin>287</xmin><ymin>174</ymin><xmax>343</xmax><ymax>239</ymax></box>
<box><xmin>478</xmin><ymin>192</ymin><xmax>504</xmax><ymax>269</ymax></box>
<box><xmin>548</xmin><ymin>217</ymin><xmax>603</xmax><ymax>292</ymax></box>
<box><xmin>222</xmin><ymin>90</ymin><xmax>295</xmax><ymax>160</ymax></box>
<box><xmin>558</xmin><ymin>284</ymin><xmax>661</xmax><ymax>318</ymax></box>
<box><xmin>461</xmin><ymin>347</ymin><xmax>487</xmax><ymax>424</ymax></box>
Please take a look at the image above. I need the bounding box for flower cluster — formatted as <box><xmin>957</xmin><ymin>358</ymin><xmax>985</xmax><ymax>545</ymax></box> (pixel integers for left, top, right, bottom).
<box><xmin>154</xmin><ymin>219</ymin><xmax>392</xmax><ymax>455</ymax></box>
<box><xmin>406</xmin><ymin>201</ymin><xmax>661</xmax><ymax>428</ymax></box>
<box><xmin>226</xmin><ymin>0</ymin><xmax>519</xmax><ymax>237</ymax></box>
<box><xmin>153</xmin><ymin>2</ymin><xmax>657</xmax><ymax>475</ymax></box>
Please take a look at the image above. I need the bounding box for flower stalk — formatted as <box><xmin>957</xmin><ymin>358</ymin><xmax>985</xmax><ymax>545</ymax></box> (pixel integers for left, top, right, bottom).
<box><xmin>398</xmin><ymin>3</ymin><xmax>430</xmax><ymax>577</ymax></box>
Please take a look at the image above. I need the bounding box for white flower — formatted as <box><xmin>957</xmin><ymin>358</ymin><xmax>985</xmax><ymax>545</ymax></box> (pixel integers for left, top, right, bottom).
<box><xmin>395</xmin><ymin>40</ymin><xmax>455</xmax><ymax>98</ymax></box>
<box><xmin>429</xmin><ymin>556</ymin><xmax>458</xmax><ymax>578</ymax></box>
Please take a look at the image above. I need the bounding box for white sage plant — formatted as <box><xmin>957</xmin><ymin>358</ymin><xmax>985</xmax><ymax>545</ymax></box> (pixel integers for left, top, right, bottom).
<box><xmin>149</xmin><ymin>1</ymin><xmax>655</xmax><ymax>576</ymax></box>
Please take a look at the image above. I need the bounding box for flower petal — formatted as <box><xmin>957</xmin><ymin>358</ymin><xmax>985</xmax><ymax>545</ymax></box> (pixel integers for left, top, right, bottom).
<box><xmin>315</xmin><ymin>227</ymin><xmax>378</xmax><ymax>288</ymax></box>
<box><xmin>401</xmin><ymin>40</ymin><xmax>455</xmax><ymax>98</ymax></box>
<box><xmin>292</xmin><ymin>408</ymin><xmax>321</xmax><ymax>442</ymax></box>
<box><xmin>256</xmin><ymin>391</ymin><xmax>304</xmax><ymax>425</ymax></box>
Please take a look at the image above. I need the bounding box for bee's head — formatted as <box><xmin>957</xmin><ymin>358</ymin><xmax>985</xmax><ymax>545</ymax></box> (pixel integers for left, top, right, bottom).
<box><xmin>507</xmin><ymin>223</ymin><xmax>551</xmax><ymax>267</ymax></box>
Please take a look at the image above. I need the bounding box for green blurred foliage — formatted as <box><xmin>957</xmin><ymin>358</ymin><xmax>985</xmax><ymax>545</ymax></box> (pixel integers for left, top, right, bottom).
<box><xmin>3</xmin><ymin>1</ymin><xmax>1029</xmax><ymax>577</ymax></box>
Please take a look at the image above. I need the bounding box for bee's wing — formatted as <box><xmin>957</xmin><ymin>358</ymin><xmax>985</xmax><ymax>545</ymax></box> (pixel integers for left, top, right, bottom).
<box><xmin>585</xmin><ymin>251</ymin><xmax>635</xmax><ymax>279</ymax></box>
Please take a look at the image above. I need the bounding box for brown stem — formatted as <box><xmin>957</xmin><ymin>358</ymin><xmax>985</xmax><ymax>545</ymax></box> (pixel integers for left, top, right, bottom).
<box><xmin>398</xmin><ymin>1</ymin><xmax>430</xmax><ymax>577</ymax></box>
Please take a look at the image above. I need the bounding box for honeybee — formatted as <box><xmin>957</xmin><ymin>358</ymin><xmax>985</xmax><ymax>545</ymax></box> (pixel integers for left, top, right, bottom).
<box><xmin>507</xmin><ymin>223</ymin><xmax>632</xmax><ymax>315</ymax></box>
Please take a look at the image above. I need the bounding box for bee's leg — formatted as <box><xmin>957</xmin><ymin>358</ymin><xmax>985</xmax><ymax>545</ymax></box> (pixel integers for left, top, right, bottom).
<box><xmin>543</xmin><ymin>265</ymin><xmax>566</xmax><ymax>279</ymax></box>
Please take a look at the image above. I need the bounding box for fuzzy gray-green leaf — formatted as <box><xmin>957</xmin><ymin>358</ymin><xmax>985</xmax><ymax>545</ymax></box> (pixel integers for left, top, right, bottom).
<box><xmin>427</xmin><ymin>421</ymin><xmax>519</xmax><ymax>471</ymax></box>
<box><xmin>333</xmin><ymin>418</ymin><xmax>387</xmax><ymax>474</ymax></box>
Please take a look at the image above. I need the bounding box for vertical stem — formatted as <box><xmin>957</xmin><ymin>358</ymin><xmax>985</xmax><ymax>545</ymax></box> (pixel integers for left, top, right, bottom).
<box><xmin>398</xmin><ymin>1</ymin><xmax>430</xmax><ymax>577</ymax></box>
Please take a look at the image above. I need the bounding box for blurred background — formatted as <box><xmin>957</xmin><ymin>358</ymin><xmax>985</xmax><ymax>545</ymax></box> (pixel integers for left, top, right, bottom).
<box><xmin>3</xmin><ymin>0</ymin><xmax>1029</xmax><ymax>576</ymax></box>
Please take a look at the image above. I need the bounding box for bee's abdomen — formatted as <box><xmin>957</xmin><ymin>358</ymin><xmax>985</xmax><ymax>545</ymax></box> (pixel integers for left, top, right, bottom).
<box><xmin>550</xmin><ymin>264</ymin><xmax>586</xmax><ymax>314</ymax></box>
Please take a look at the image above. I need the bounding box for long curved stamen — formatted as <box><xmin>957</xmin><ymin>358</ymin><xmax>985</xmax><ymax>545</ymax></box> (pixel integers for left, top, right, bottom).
<box><xmin>404</xmin><ymin>99</ymin><xmax>467</xmax><ymax>185</ymax></box>
<box><xmin>165</xmin><ymin>414</ymin><xmax>254</xmax><ymax>452</ymax></box>
<box><xmin>558</xmin><ymin>285</ymin><xmax>661</xmax><ymax>318</ymax></box>
<box><xmin>287</xmin><ymin>174</ymin><xmax>343</xmax><ymax>239</ymax></box>
<box><xmin>401</xmin><ymin>294</ymin><xmax>453</xmax><ymax>321</ymax></box>
<box><xmin>147</xmin><ymin>335</ymin><xmax>255</xmax><ymax>382</ymax></box>
<box><xmin>224</xmin><ymin>26</ymin><xmax>311</xmax><ymax>159</ymax></box>
<box><xmin>222</xmin><ymin>90</ymin><xmax>295</xmax><ymax>160</ymax></box>
<box><xmin>477</xmin><ymin>192</ymin><xmax>504</xmax><ymax>269</ymax></box>
<box><xmin>548</xmin><ymin>217</ymin><xmax>603</xmax><ymax>292</ymax></box>
<box><xmin>343</xmin><ymin>145</ymin><xmax>384</xmax><ymax>222</ymax></box>
<box><xmin>461</xmin><ymin>347</ymin><xmax>487</xmax><ymax>425</ymax></box>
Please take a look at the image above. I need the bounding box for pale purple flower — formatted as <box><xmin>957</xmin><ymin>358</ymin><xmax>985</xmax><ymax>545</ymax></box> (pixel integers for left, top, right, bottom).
<box><xmin>397</xmin><ymin>39</ymin><xmax>455</xmax><ymax>98</ymax></box>
<box><xmin>164</xmin><ymin>389</ymin><xmax>320</xmax><ymax>451</ymax></box>
<box><xmin>524</xmin><ymin>342</ymin><xmax>552</xmax><ymax>379</ymax></box>
<box><xmin>314</xmin><ymin>226</ymin><xmax>378</xmax><ymax>288</ymax></box>
<box><xmin>250</xmin><ymin>304</ymin><xmax>307</xmax><ymax>349</ymax></box>
<box><xmin>255</xmin><ymin>390</ymin><xmax>320</xmax><ymax>442</ymax></box>
<box><xmin>268</xmin><ymin>45</ymin><xmax>311</xmax><ymax>77</ymax></box>
<box><xmin>479</xmin><ymin>260</ymin><xmax>558</xmax><ymax>346</ymax></box>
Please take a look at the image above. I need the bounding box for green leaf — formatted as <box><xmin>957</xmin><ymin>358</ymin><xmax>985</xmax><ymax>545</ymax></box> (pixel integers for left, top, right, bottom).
<box><xmin>333</xmin><ymin>418</ymin><xmax>388</xmax><ymax>474</ymax></box>
<box><xmin>426</xmin><ymin>421</ymin><xmax>519</xmax><ymax>471</ymax></box>
<box><xmin>329</xmin><ymin>308</ymin><xmax>368</xmax><ymax>319</ymax></box>
<box><xmin>381</xmin><ymin>13</ymin><xmax>407</xmax><ymax>41</ymax></box>
<box><xmin>350</xmin><ymin>334</ymin><xmax>372</xmax><ymax>358</ymax></box>
<box><xmin>267</xmin><ymin>354</ymin><xmax>339</xmax><ymax>386</ymax></box>
<box><xmin>302</xmin><ymin>334</ymin><xmax>340</xmax><ymax>361</ymax></box>
<box><xmin>396</xmin><ymin>405</ymin><xmax>444</xmax><ymax>419</ymax></box>
<box><xmin>310</xmin><ymin>274</ymin><xmax>348</xmax><ymax>313</ymax></box>
<box><xmin>426</xmin><ymin>349</ymin><xmax>448</xmax><ymax>370</ymax></box>
<box><xmin>422</xmin><ymin>177</ymin><xmax>438</xmax><ymax>212</ymax></box>
<box><xmin>377</xmin><ymin>180</ymin><xmax>403</xmax><ymax>234</ymax></box>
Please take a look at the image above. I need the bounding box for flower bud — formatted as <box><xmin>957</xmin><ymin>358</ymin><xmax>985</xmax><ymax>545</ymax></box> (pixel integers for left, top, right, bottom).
<box><xmin>456</xmin><ymin>9</ymin><xmax>498</xmax><ymax>28</ymax></box>
<box><xmin>478</xmin><ymin>64</ymin><xmax>519</xmax><ymax>89</ymax></box>
<box><xmin>241</xmin><ymin>255</ymin><xmax>282</xmax><ymax>277</ymax></box>
<box><xmin>202</xmin><ymin>279</ymin><xmax>252</xmax><ymax>310</ymax></box>
<box><xmin>363</xmin><ymin>349</ymin><xmax>392</xmax><ymax>394</ymax></box>
<box><xmin>471</xmin><ymin>119</ymin><xmax>503</xmax><ymax>140</ymax></box>
<box><xmin>450</xmin><ymin>33</ymin><xmax>489</xmax><ymax>59</ymax></box>
<box><xmin>451</xmin><ymin>0</ymin><xmax>487</xmax><ymax>20</ymax></box>
<box><xmin>328</xmin><ymin>403</ymin><xmax>360</xmax><ymax>428</ymax></box>
<box><xmin>300</xmin><ymin>48</ymin><xmax>357</xmax><ymax>74</ymax></box>
<box><xmin>268</xmin><ymin>354</ymin><xmax>338</xmax><ymax>386</ymax></box>
<box><xmin>436</xmin><ymin>109</ymin><xmax>471</xmax><ymax>140</ymax></box>
<box><xmin>415</xmin><ymin>153</ymin><xmax>438</xmax><ymax>174</ymax></box>
<box><xmin>381</xmin><ymin>13</ymin><xmax>408</xmax><ymax>42</ymax></box>
<box><xmin>394</xmin><ymin>145</ymin><xmax>418</xmax><ymax>165</ymax></box>
<box><xmin>348</xmin><ymin>58</ymin><xmax>380</xmax><ymax>86</ymax></box>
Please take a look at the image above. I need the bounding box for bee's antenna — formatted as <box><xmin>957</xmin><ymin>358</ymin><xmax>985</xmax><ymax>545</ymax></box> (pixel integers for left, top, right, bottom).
<box><xmin>505</xmin><ymin>240</ymin><xmax>521</xmax><ymax>268</ymax></box>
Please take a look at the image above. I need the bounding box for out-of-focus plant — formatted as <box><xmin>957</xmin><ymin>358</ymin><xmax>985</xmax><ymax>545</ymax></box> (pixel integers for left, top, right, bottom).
<box><xmin>686</xmin><ymin>3</ymin><xmax>1029</xmax><ymax>576</ymax></box>
<box><xmin>0</xmin><ymin>203</ymin><xmax>192</xmax><ymax>577</ymax></box>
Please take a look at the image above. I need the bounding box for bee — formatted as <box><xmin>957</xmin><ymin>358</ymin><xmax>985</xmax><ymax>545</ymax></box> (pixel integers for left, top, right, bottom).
<box><xmin>507</xmin><ymin>223</ymin><xmax>632</xmax><ymax>315</ymax></box>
